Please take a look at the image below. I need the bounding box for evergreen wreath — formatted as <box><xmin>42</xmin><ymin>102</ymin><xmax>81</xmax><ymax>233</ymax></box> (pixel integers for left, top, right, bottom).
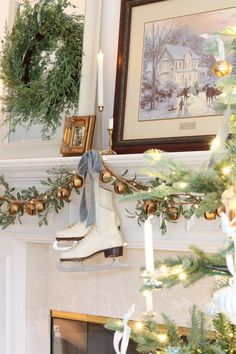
<box><xmin>0</xmin><ymin>0</ymin><xmax>84</xmax><ymax>139</ymax></box>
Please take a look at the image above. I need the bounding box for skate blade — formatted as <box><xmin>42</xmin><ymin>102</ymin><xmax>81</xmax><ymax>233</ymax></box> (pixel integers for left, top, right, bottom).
<box><xmin>53</xmin><ymin>240</ymin><xmax>78</xmax><ymax>252</ymax></box>
<box><xmin>57</xmin><ymin>258</ymin><xmax>129</xmax><ymax>272</ymax></box>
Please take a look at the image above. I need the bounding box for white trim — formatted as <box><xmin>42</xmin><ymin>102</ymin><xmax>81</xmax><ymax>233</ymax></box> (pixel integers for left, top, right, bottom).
<box><xmin>5</xmin><ymin>256</ymin><xmax>11</xmax><ymax>354</ymax></box>
<box><xmin>14</xmin><ymin>241</ymin><xmax>26</xmax><ymax>354</ymax></box>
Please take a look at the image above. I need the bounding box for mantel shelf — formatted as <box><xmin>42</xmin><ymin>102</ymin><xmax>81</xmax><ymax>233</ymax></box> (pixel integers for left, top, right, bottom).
<box><xmin>0</xmin><ymin>150</ymin><xmax>224</xmax><ymax>253</ymax></box>
<box><xmin>0</xmin><ymin>150</ymin><xmax>211</xmax><ymax>172</ymax></box>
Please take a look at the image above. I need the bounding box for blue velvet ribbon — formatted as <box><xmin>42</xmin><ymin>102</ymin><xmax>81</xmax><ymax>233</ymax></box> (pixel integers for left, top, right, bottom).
<box><xmin>78</xmin><ymin>150</ymin><xmax>103</xmax><ymax>227</ymax></box>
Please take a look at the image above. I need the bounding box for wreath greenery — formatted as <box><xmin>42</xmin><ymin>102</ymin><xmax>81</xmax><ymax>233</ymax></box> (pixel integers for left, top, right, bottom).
<box><xmin>0</xmin><ymin>0</ymin><xmax>84</xmax><ymax>139</ymax></box>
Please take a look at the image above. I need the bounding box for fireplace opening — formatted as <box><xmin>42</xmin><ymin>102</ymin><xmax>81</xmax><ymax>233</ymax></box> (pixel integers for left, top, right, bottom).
<box><xmin>51</xmin><ymin>310</ymin><xmax>138</xmax><ymax>354</ymax></box>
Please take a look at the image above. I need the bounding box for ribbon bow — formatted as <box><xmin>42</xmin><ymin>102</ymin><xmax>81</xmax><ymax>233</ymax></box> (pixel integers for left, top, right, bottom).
<box><xmin>78</xmin><ymin>150</ymin><xmax>103</xmax><ymax>227</ymax></box>
<box><xmin>113</xmin><ymin>304</ymin><xmax>135</xmax><ymax>354</ymax></box>
<box><xmin>221</xmin><ymin>212</ymin><xmax>235</xmax><ymax>238</ymax></box>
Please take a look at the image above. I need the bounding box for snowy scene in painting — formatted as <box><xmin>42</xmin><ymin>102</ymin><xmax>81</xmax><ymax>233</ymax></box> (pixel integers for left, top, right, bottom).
<box><xmin>139</xmin><ymin>7</ymin><xmax>236</xmax><ymax>121</ymax></box>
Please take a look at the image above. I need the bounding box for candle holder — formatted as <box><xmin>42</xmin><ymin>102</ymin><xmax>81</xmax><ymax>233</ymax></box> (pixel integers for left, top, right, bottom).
<box><xmin>97</xmin><ymin>105</ymin><xmax>104</xmax><ymax>150</ymax></box>
<box><xmin>142</xmin><ymin>311</ymin><xmax>157</xmax><ymax>323</ymax></box>
<box><xmin>100</xmin><ymin>128</ymin><xmax>117</xmax><ymax>155</ymax></box>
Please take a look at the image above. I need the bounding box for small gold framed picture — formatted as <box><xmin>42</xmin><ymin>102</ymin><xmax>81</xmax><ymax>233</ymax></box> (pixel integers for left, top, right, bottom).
<box><xmin>60</xmin><ymin>115</ymin><xmax>96</xmax><ymax>156</ymax></box>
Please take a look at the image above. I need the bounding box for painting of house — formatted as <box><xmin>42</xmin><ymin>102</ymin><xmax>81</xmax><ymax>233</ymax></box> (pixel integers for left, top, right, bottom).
<box><xmin>159</xmin><ymin>45</ymin><xmax>207</xmax><ymax>87</ymax></box>
<box><xmin>139</xmin><ymin>8</ymin><xmax>236</xmax><ymax>121</ymax></box>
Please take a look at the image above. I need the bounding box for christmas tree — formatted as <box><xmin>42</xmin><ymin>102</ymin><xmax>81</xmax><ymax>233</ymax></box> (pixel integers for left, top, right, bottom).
<box><xmin>106</xmin><ymin>27</ymin><xmax>236</xmax><ymax>353</ymax></box>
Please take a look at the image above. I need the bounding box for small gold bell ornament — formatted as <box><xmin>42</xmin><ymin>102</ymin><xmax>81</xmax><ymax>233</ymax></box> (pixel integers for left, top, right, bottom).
<box><xmin>211</xmin><ymin>60</ymin><xmax>232</xmax><ymax>77</ymax></box>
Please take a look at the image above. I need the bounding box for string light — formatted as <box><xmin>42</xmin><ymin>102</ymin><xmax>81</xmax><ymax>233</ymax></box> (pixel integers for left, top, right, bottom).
<box><xmin>179</xmin><ymin>182</ymin><xmax>188</xmax><ymax>189</ymax></box>
<box><xmin>158</xmin><ymin>333</ymin><xmax>168</xmax><ymax>343</ymax></box>
<box><xmin>179</xmin><ymin>272</ymin><xmax>187</xmax><ymax>280</ymax></box>
<box><xmin>173</xmin><ymin>266</ymin><xmax>184</xmax><ymax>274</ymax></box>
<box><xmin>160</xmin><ymin>265</ymin><xmax>168</xmax><ymax>273</ymax></box>
<box><xmin>134</xmin><ymin>321</ymin><xmax>144</xmax><ymax>331</ymax></box>
<box><xmin>222</xmin><ymin>166</ymin><xmax>231</xmax><ymax>175</ymax></box>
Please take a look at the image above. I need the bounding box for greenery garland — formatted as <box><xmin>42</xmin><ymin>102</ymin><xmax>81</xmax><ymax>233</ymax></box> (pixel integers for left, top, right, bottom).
<box><xmin>0</xmin><ymin>0</ymin><xmax>84</xmax><ymax>139</ymax></box>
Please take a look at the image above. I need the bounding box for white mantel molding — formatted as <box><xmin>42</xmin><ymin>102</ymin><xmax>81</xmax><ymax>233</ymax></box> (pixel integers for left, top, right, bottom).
<box><xmin>0</xmin><ymin>150</ymin><xmax>225</xmax><ymax>253</ymax></box>
<box><xmin>0</xmin><ymin>150</ymin><xmax>211</xmax><ymax>181</ymax></box>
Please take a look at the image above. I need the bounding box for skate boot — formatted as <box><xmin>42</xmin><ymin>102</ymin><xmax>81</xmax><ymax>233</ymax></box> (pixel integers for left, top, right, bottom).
<box><xmin>60</xmin><ymin>208</ymin><xmax>125</xmax><ymax>263</ymax></box>
<box><xmin>53</xmin><ymin>187</ymin><xmax>120</xmax><ymax>251</ymax></box>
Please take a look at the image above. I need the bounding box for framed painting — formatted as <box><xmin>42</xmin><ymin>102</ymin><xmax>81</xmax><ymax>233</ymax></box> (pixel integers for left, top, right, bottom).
<box><xmin>60</xmin><ymin>116</ymin><xmax>96</xmax><ymax>156</ymax></box>
<box><xmin>112</xmin><ymin>0</ymin><xmax>236</xmax><ymax>154</ymax></box>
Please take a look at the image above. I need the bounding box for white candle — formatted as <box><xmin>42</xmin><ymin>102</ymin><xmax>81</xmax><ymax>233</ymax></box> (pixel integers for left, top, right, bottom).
<box><xmin>145</xmin><ymin>291</ymin><xmax>154</xmax><ymax>313</ymax></box>
<box><xmin>97</xmin><ymin>49</ymin><xmax>104</xmax><ymax>107</ymax></box>
<box><xmin>143</xmin><ymin>216</ymin><xmax>154</xmax><ymax>312</ymax></box>
<box><xmin>109</xmin><ymin>118</ymin><xmax>114</xmax><ymax>129</ymax></box>
<box><xmin>144</xmin><ymin>216</ymin><xmax>155</xmax><ymax>272</ymax></box>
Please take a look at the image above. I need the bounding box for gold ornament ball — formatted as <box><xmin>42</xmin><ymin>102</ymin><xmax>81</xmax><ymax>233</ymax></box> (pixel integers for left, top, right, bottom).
<box><xmin>25</xmin><ymin>202</ymin><xmax>37</xmax><ymax>216</ymax></box>
<box><xmin>216</xmin><ymin>206</ymin><xmax>225</xmax><ymax>217</ymax></box>
<box><xmin>167</xmin><ymin>206</ymin><xmax>180</xmax><ymax>221</ymax></box>
<box><xmin>100</xmin><ymin>170</ymin><xmax>112</xmax><ymax>183</ymax></box>
<box><xmin>229</xmin><ymin>210</ymin><xmax>236</xmax><ymax>228</ymax></box>
<box><xmin>211</xmin><ymin>60</ymin><xmax>232</xmax><ymax>78</ymax></box>
<box><xmin>143</xmin><ymin>200</ymin><xmax>157</xmax><ymax>214</ymax></box>
<box><xmin>57</xmin><ymin>187</ymin><xmax>71</xmax><ymax>199</ymax></box>
<box><xmin>8</xmin><ymin>202</ymin><xmax>21</xmax><ymax>215</ymax></box>
<box><xmin>34</xmin><ymin>201</ymin><xmax>45</xmax><ymax>213</ymax></box>
<box><xmin>204</xmin><ymin>211</ymin><xmax>216</xmax><ymax>220</ymax></box>
<box><xmin>71</xmin><ymin>175</ymin><xmax>83</xmax><ymax>189</ymax></box>
<box><xmin>114</xmin><ymin>181</ymin><xmax>127</xmax><ymax>194</ymax></box>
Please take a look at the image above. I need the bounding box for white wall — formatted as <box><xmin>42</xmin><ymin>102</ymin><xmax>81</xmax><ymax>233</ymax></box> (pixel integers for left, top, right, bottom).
<box><xmin>24</xmin><ymin>244</ymin><xmax>215</xmax><ymax>354</ymax></box>
<box><xmin>93</xmin><ymin>0</ymin><xmax>121</xmax><ymax>150</ymax></box>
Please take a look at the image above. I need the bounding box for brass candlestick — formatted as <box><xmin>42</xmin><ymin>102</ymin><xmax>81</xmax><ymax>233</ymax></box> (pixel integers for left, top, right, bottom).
<box><xmin>100</xmin><ymin>128</ymin><xmax>117</xmax><ymax>155</ymax></box>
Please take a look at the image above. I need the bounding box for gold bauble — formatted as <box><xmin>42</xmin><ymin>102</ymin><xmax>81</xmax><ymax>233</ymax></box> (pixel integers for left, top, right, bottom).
<box><xmin>57</xmin><ymin>187</ymin><xmax>71</xmax><ymax>199</ymax></box>
<box><xmin>8</xmin><ymin>202</ymin><xmax>21</xmax><ymax>215</ymax></box>
<box><xmin>25</xmin><ymin>202</ymin><xmax>37</xmax><ymax>216</ymax></box>
<box><xmin>71</xmin><ymin>175</ymin><xmax>83</xmax><ymax>189</ymax></box>
<box><xmin>34</xmin><ymin>201</ymin><xmax>45</xmax><ymax>213</ymax></box>
<box><xmin>114</xmin><ymin>181</ymin><xmax>127</xmax><ymax>194</ymax></box>
<box><xmin>204</xmin><ymin>211</ymin><xmax>216</xmax><ymax>220</ymax></box>
<box><xmin>215</xmin><ymin>206</ymin><xmax>225</xmax><ymax>217</ymax></box>
<box><xmin>167</xmin><ymin>206</ymin><xmax>180</xmax><ymax>221</ymax></box>
<box><xmin>100</xmin><ymin>170</ymin><xmax>112</xmax><ymax>183</ymax></box>
<box><xmin>143</xmin><ymin>200</ymin><xmax>157</xmax><ymax>214</ymax></box>
<box><xmin>211</xmin><ymin>60</ymin><xmax>232</xmax><ymax>78</ymax></box>
<box><xmin>229</xmin><ymin>210</ymin><xmax>236</xmax><ymax>227</ymax></box>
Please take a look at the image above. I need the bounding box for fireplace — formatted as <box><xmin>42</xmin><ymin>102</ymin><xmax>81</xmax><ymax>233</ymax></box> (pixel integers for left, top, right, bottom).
<box><xmin>51</xmin><ymin>310</ymin><xmax>138</xmax><ymax>354</ymax></box>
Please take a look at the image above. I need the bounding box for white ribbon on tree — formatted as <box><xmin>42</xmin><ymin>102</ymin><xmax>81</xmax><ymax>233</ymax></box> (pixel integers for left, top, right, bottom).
<box><xmin>113</xmin><ymin>304</ymin><xmax>135</xmax><ymax>354</ymax></box>
<box><xmin>213</xmin><ymin>212</ymin><xmax>236</xmax><ymax>324</ymax></box>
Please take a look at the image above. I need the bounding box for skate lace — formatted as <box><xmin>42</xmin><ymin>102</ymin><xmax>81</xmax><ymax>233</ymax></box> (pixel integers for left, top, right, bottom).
<box><xmin>66</xmin><ymin>223</ymin><xmax>94</xmax><ymax>232</ymax></box>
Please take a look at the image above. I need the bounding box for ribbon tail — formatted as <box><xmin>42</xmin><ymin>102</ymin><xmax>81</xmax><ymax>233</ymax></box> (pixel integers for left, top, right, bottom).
<box><xmin>208</xmin><ymin>105</ymin><xmax>231</xmax><ymax>167</ymax></box>
<box><xmin>113</xmin><ymin>331</ymin><xmax>123</xmax><ymax>354</ymax></box>
<box><xmin>120</xmin><ymin>325</ymin><xmax>131</xmax><ymax>354</ymax></box>
<box><xmin>226</xmin><ymin>253</ymin><xmax>236</xmax><ymax>276</ymax></box>
<box><xmin>79</xmin><ymin>188</ymin><xmax>88</xmax><ymax>223</ymax></box>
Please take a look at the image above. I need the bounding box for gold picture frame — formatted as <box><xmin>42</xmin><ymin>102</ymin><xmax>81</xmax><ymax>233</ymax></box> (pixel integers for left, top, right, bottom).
<box><xmin>60</xmin><ymin>115</ymin><xmax>96</xmax><ymax>156</ymax></box>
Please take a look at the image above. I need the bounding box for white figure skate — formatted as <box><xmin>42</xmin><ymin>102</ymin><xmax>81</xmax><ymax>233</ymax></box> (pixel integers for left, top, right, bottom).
<box><xmin>58</xmin><ymin>208</ymin><xmax>128</xmax><ymax>272</ymax></box>
<box><xmin>53</xmin><ymin>188</ymin><xmax>120</xmax><ymax>251</ymax></box>
<box><xmin>53</xmin><ymin>222</ymin><xmax>93</xmax><ymax>251</ymax></box>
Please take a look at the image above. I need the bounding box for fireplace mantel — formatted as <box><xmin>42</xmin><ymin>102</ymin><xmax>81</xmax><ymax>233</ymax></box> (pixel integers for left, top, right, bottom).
<box><xmin>0</xmin><ymin>151</ymin><xmax>224</xmax><ymax>354</ymax></box>
<box><xmin>0</xmin><ymin>150</ymin><xmax>225</xmax><ymax>252</ymax></box>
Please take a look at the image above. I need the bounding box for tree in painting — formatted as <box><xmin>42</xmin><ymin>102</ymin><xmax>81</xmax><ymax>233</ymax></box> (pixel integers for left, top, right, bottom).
<box><xmin>139</xmin><ymin>7</ymin><xmax>236</xmax><ymax>121</ymax></box>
